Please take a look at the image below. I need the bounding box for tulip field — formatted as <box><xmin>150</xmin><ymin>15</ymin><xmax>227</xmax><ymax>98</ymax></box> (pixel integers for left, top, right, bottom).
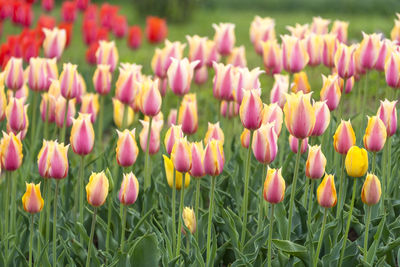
<box><xmin>1</xmin><ymin>0</ymin><xmax>400</xmax><ymax>266</ymax></box>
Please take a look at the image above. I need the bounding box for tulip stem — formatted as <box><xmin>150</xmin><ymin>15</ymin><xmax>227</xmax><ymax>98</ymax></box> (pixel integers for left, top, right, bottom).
<box><xmin>314</xmin><ymin>208</ymin><xmax>327</xmax><ymax>267</ymax></box>
<box><xmin>360</xmin><ymin>72</ymin><xmax>369</xmax><ymax>131</ymax></box>
<box><xmin>10</xmin><ymin>171</ymin><xmax>16</xmax><ymax>236</ymax></box>
<box><xmin>86</xmin><ymin>207</ymin><xmax>97</xmax><ymax>267</ymax></box>
<box><xmin>286</xmin><ymin>139</ymin><xmax>302</xmax><ymax>240</ymax></box>
<box><xmin>45</xmin><ymin>178</ymin><xmax>51</xmax><ymax>255</ymax></box>
<box><xmin>194</xmin><ymin>178</ymin><xmax>201</xmax><ymax>241</ymax></box>
<box><xmin>30</xmin><ymin>91</ymin><xmax>39</xmax><ymax>153</ymax></box>
<box><xmin>257</xmin><ymin>164</ymin><xmax>267</xmax><ymax>233</ymax></box>
<box><xmin>339</xmin><ymin>178</ymin><xmax>357</xmax><ymax>267</ymax></box>
<box><xmin>206</xmin><ymin>176</ymin><xmax>216</xmax><ymax>266</ymax></box>
<box><xmin>44</xmin><ymin>97</ymin><xmax>50</xmax><ymax>140</ymax></box>
<box><xmin>303</xmin><ymin>176</ymin><xmax>310</xmax><ymax>207</ymax></box>
<box><xmin>97</xmin><ymin>95</ymin><xmax>105</xmax><ymax>148</ymax></box>
<box><xmin>171</xmin><ymin>170</ymin><xmax>177</xmax><ymax>256</ymax></box>
<box><xmin>267</xmin><ymin>204</ymin><xmax>275</xmax><ymax>267</ymax></box>
<box><xmin>364</xmin><ymin>205</ymin><xmax>372</xmax><ymax>262</ymax></box>
<box><xmin>4</xmin><ymin>172</ymin><xmax>10</xmax><ymax>256</ymax></box>
<box><xmin>371</xmin><ymin>152</ymin><xmax>376</xmax><ymax>174</ymax></box>
<box><xmin>240</xmin><ymin>131</ymin><xmax>253</xmax><ymax>247</ymax></box>
<box><xmin>53</xmin><ymin>180</ymin><xmax>60</xmax><ymax>267</ymax></box>
<box><xmin>336</xmin><ymin>155</ymin><xmax>346</xmax><ymax>220</ymax></box>
<box><xmin>307</xmin><ymin>180</ymin><xmax>315</xmax><ymax>262</ymax></box>
<box><xmin>60</xmin><ymin>99</ymin><xmax>70</xmax><ymax>143</ymax></box>
<box><xmin>144</xmin><ymin>117</ymin><xmax>153</xmax><ymax>191</ymax></box>
<box><xmin>105</xmin><ymin>196</ymin><xmax>113</xmax><ymax>255</ymax></box>
<box><xmin>121</xmin><ymin>103</ymin><xmax>128</xmax><ymax>130</ymax></box>
<box><xmin>29</xmin><ymin>214</ymin><xmax>34</xmax><ymax>267</ymax></box>
<box><xmin>38</xmin><ymin>179</ymin><xmax>48</xmax><ymax>256</ymax></box>
<box><xmin>79</xmin><ymin>155</ymin><xmax>85</xmax><ymax>241</ymax></box>
<box><xmin>176</xmin><ymin>173</ymin><xmax>186</xmax><ymax>257</ymax></box>
<box><xmin>120</xmin><ymin>205</ymin><xmax>127</xmax><ymax>253</ymax></box>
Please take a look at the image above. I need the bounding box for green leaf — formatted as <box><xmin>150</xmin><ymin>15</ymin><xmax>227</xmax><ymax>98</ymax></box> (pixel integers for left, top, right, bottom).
<box><xmin>129</xmin><ymin>233</ymin><xmax>160</xmax><ymax>267</ymax></box>
<box><xmin>367</xmin><ymin>214</ymin><xmax>386</xmax><ymax>263</ymax></box>
<box><xmin>272</xmin><ymin>239</ymin><xmax>309</xmax><ymax>266</ymax></box>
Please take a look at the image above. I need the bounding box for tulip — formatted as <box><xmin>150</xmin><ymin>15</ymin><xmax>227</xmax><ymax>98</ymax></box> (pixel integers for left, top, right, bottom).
<box><xmin>321</xmin><ymin>34</ymin><xmax>339</xmax><ymax>68</ymax></box>
<box><xmin>204</xmin><ymin>40</ymin><xmax>220</xmax><ymax>67</ymax></box>
<box><xmin>164</xmin><ymin>124</ymin><xmax>183</xmax><ymax>155</ymax></box>
<box><xmin>99</xmin><ymin>3</ymin><xmax>118</xmax><ymax>29</ymax></box>
<box><xmin>281</xmin><ymin>35</ymin><xmax>309</xmax><ymax>73</ymax></box>
<box><xmin>113</xmin><ymin>98</ymin><xmax>134</xmax><ymax>129</ymax></box>
<box><xmin>139</xmin><ymin>119</ymin><xmax>163</xmax><ymax>155</ymax></box>
<box><xmin>119</xmin><ymin>172</ymin><xmax>139</xmax><ymax>205</ymax></box>
<box><xmin>27</xmin><ymin>57</ymin><xmax>47</xmax><ymax>92</ymax></box>
<box><xmin>375</xmin><ymin>39</ymin><xmax>393</xmax><ymax>72</ymax></box>
<box><xmin>284</xmin><ymin>91</ymin><xmax>315</xmax><ymax>139</ymax></box>
<box><xmin>250</xmin><ymin>123</ymin><xmax>277</xmax><ymax>164</ymax></box>
<box><xmin>116</xmin><ymin>129</ymin><xmax>139</xmax><ymax>167</ymax></box>
<box><xmin>289</xmin><ymin>135</ymin><xmax>308</xmax><ymax>154</ymax></box>
<box><xmin>356</xmin><ymin>32</ymin><xmax>382</xmax><ymax>70</ymax></box>
<box><xmin>163</xmin><ymin>155</ymin><xmax>191</xmax><ymax>190</ymax></box>
<box><xmin>61</xmin><ymin>1</ymin><xmax>77</xmax><ymax>22</ymax></box>
<box><xmin>331</xmin><ymin>20</ymin><xmax>349</xmax><ymax>43</ymax></box>
<box><xmin>363</xmin><ymin>116</ymin><xmax>387</xmax><ymax>152</ymax></box>
<box><xmin>263</xmin><ymin>167</ymin><xmax>285</xmax><ymax>204</ymax></box>
<box><xmin>286</xmin><ymin>23</ymin><xmax>309</xmax><ymax>39</ymax></box>
<box><xmin>320</xmin><ymin>74</ymin><xmax>341</xmax><ymax>111</ymax></box>
<box><xmin>6</xmin><ymin>97</ymin><xmax>28</xmax><ymax>135</ymax></box>
<box><xmin>239</xmin><ymin>89</ymin><xmax>264</xmax><ymax>130</ymax></box>
<box><xmin>182</xmin><ymin>207</ymin><xmax>196</xmax><ymax>235</ymax></box>
<box><xmin>59</xmin><ymin>63</ymin><xmax>79</xmax><ymax>100</ymax></box>
<box><xmin>306</xmin><ymin>145</ymin><xmax>326</xmax><ymax>179</ymax></box>
<box><xmin>186</xmin><ymin>35</ymin><xmax>207</xmax><ymax>68</ymax></box>
<box><xmin>305</xmin><ymin>34</ymin><xmax>323</xmax><ymax>66</ymax></box>
<box><xmin>54</xmin><ymin>97</ymin><xmax>76</xmax><ymax>128</ymax></box>
<box><xmin>0</xmin><ymin>85</ymin><xmax>6</xmax><ymax>121</ymax></box>
<box><xmin>70</xmin><ymin>113</ymin><xmax>95</xmax><ymax>156</ymax></box>
<box><xmin>213</xmin><ymin>23</ymin><xmax>235</xmax><ymax>56</ymax></box>
<box><xmin>167</xmin><ymin>109</ymin><xmax>177</xmax><ymax>127</ymax></box>
<box><xmin>233</xmin><ymin>67</ymin><xmax>263</xmax><ymax>104</ymax></box>
<box><xmin>37</xmin><ymin>140</ymin><xmax>51</xmax><ymax>178</ymax></box>
<box><xmin>112</xmin><ymin>15</ymin><xmax>128</xmax><ymax>38</ymax></box>
<box><xmin>115</xmin><ymin>64</ymin><xmax>142</xmax><ymax>105</ymax></box>
<box><xmin>317</xmin><ymin>174</ymin><xmax>337</xmax><ymax>208</ymax></box>
<box><xmin>361</xmin><ymin>173</ymin><xmax>381</xmax><ymax>206</ymax></box>
<box><xmin>42</xmin><ymin>0</ymin><xmax>54</xmax><ymax>11</ymax></box>
<box><xmin>311</xmin><ymin>16</ymin><xmax>330</xmax><ymax>34</ymax></box>
<box><xmin>80</xmin><ymin>94</ymin><xmax>99</xmax><ymax>123</ymax></box>
<box><xmin>204</xmin><ymin>122</ymin><xmax>224</xmax><ymax>144</ymax></box>
<box><xmin>311</xmin><ymin>101</ymin><xmax>330</xmax><ymax>136</ymax></box>
<box><xmin>4</xmin><ymin>57</ymin><xmax>24</xmax><ymax>91</ymax></box>
<box><xmin>227</xmin><ymin>46</ymin><xmax>247</xmax><ymax>67</ymax></box>
<box><xmin>250</xmin><ymin>16</ymin><xmax>276</xmax><ymax>55</ymax></box>
<box><xmin>22</xmin><ymin>182</ymin><xmax>44</xmax><ymax>214</ymax></box>
<box><xmin>93</xmin><ymin>64</ymin><xmax>111</xmax><ymax>95</ymax></box>
<box><xmin>212</xmin><ymin>62</ymin><xmax>234</xmax><ymax>101</ymax></box>
<box><xmin>171</xmin><ymin>137</ymin><xmax>192</xmax><ymax>173</ymax></box>
<box><xmin>95</xmin><ymin>41</ymin><xmax>118</xmax><ymax>72</ymax></box>
<box><xmin>178</xmin><ymin>94</ymin><xmax>198</xmax><ymax>135</ymax></box>
<box><xmin>334</xmin><ymin>43</ymin><xmax>356</xmax><ymax>79</ymax></box>
<box><xmin>167</xmin><ymin>57</ymin><xmax>199</xmax><ymax>96</ymax></box>
<box><xmin>146</xmin><ymin>16</ymin><xmax>167</xmax><ymax>44</ymax></box>
<box><xmin>128</xmin><ymin>25</ymin><xmax>142</xmax><ymax>50</ymax></box>
<box><xmin>42</xmin><ymin>28</ymin><xmax>66</xmax><ymax>60</ymax></box>
<box><xmin>377</xmin><ymin>99</ymin><xmax>397</xmax><ymax>137</ymax></box>
<box><xmin>333</xmin><ymin>120</ymin><xmax>356</xmax><ymax>154</ymax></box>
<box><xmin>291</xmin><ymin>71</ymin><xmax>310</xmax><ymax>93</ymax></box>
<box><xmin>0</xmin><ymin>131</ymin><xmax>23</xmax><ymax>171</ymax></box>
<box><xmin>50</xmin><ymin>141</ymin><xmax>69</xmax><ymax>179</ymax></box>
<box><xmin>261</xmin><ymin>39</ymin><xmax>282</xmax><ymax>74</ymax></box>
<box><xmin>262</xmin><ymin>103</ymin><xmax>283</xmax><ymax>136</ymax></box>
<box><xmin>203</xmin><ymin>139</ymin><xmax>224</xmax><ymax>177</ymax></box>
<box><xmin>240</xmin><ymin>129</ymin><xmax>250</xmax><ymax>149</ymax></box>
<box><xmin>391</xmin><ymin>14</ymin><xmax>400</xmax><ymax>42</ymax></box>
<box><xmin>344</xmin><ymin>76</ymin><xmax>354</xmax><ymax>93</ymax></box>
<box><xmin>345</xmin><ymin>146</ymin><xmax>368</xmax><ymax>178</ymax></box>
<box><xmin>151</xmin><ymin>40</ymin><xmax>186</xmax><ymax>79</ymax></box>
<box><xmin>190</xmin><ymin>142</ymin><xmax>205</xmax><ymax>178</ymax></box>
<box><xmin>384</xmin><ymin>51</ymin><xmax>400</xmax><ymax>88</ymax></box>
<box><xmin>139</xmin><ymin>78</ymin><xmax>162</xmax><ymax>117</ymax></box>
<box><xmin>270</xmin><ymin>74</ymin><xmax>289</xmax><ymax>108</ymax></box>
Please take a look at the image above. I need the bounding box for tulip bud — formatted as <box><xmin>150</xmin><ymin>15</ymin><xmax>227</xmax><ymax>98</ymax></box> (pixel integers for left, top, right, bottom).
<box><xmin>213</xmin><ymin>23</ymin><xmax>235</xmax><ymax>56</ymax></box>
<box><xmin>284</xmin><ymin>91</ymin><xmax>315</xmax><ymax>139</ymax></box>
<box><xmin>345</xmin><ymin>146</ymin><xmax>368</xmax><ymax>178</ymax></box>
<box><xmin>86</xmin><ymin>171</ymin><xmax>109</xmax><ymax>207</ymax></box>
<box><xmin>261</xmin><ymin>39</ymin><xmax>282</xmax><ymax>75</ymax></box>
<box><xmin>291</xmin><ymin>71</ymin><xmax>310</xmax><ymax>93</ymax></box>
<box><xmin>93</xmin><ymin>64</ymin><xmax>111</xmax><ymax>95</ymax></box>
<box><xmin>375</xmin><ymin>39</ymin><xmax>393</xmax><ymax>72</ymax></box>
<box><xmin>119</xmin><ymin>172</ymin><xmax>139</xmax><ymax>205</ymax></box>
<box><xmin>384</xmin><ymin>51</ymin><xmax>400</xmax><ymax>88</ymax></box>
<box><xmin>178</xmin><ymin>94</ymin><xmax>198</xmax><ymax>135</ymax></box>
<box><xmin>164</xmin><ymin>124</ymin><xmax>183</xmax><ymax>155</ymax></box>
<box><xmin>116</xmin><ymin>129</ymin><xmax>139</xmax><ymax>167</ymax></box>
<box><xmin>28</xmin><ymin>57</ymin><xmax>47</xmax><ymax>92</ymax></box>
<box><xmin>115</xmin><ymin>64</ymin><xmax>142</xmax><ymax>104</ymax></box>
<box><xmin>186</xmin><ymin>35</ymin><xmax>207</xmax><ymax>68</ymax></box>
<box><xmin>334</xmin><ymin>43</ymin><xmax>356</xmax><ymax>79</ymax></box>
<box><xmin>311</xmin><ymin>101</ymin><xmax>330</xmax><ymax>137</ymax></box>
<box><xmin>0</xmin><ymin>85</ymin><xmax>6</xmax><ymax>121</ymax></box>
<box><xmin>171</xmin><ymin>137</ymin><xmax>192</xmax><ymax>173</ymax></box>
<box><xmin>240</xmin><ymin>129</ymin><xmax>251</xmax><ymax>148</ymax></box>
<box><xmin>322</xmin><ymin>34</ymin><xmax>339</xmax><ymax>68</ymax></box>
<box><xmin>139</xmin><ymin>79</ymin><xmax>162</xmax><ymax>117</ymax></box>
<box><xmin>203</xmin><ymin>139</ymin><xmax>224</xmax><ymax>176</ymax></box>
<box><xmin>55</xmin><ymin>97</ymin><xmax>76</xmax><ymax>128</ymax></box>
<box><xmin>6</xmin><ymin>97</ymin><xmax>28</xmax><ymax>134</ymax></box>
<box><xmin>70</xmin><ymin>113</ymin><xmax>95</xmax><ymax>155</ymax></box>
<box><xmin>306</xmin><ymin>145</ymin><xmax>326</xmax><ymax>179</ymax></box>
<box><xmin>204</xmin><ymin>122</ymin><xmax>224</xmax><ymax>144</ymax></box>
<box><xmin>22</xmin><ymin>183</ymin><xmax>44</xmax><ymax>214</ymax></box>
<box><xmin>0</xmin><ymin>132</ymin><xmax>23</xmax><ymax>171</ymax></box>
<box><xmin>270</xmin><ymin>74</ymin><xmax>289</xmax><ymax>108</ymax></box>
<box><xmin>167</xmin><ymin>109</ymin><xmax>177</xmax><ymax>127</ymax></box>
<box><xmin>305</xmin><ymin>34</ymin><xmax>323</xmax><ymax>66</ymax></box>
<box><xmin>167</xmin><ymin>58</ymin><xmax>199</xmax><ymax>96</ymax></box>
<box><xmin>320</xmin><ymin>74</ymin><xmax>341</xmax><ymax>111</ymax></box>
<box><xmin>139</xmin><ymin>119</ymin><xmax>163</xmax><ymax>155</ymax></box>
<box><xmin>252</xmin><ymin>123</ymin><xmax>278</xmax><ymax>164</ymax></box>
<box><xmin>205</xmin><ymin>40</ymin><xmax>220</xmax><ymax>67</ymax></box>
<box><xmin>112</xmin><ymin>98</ymin><xmax>134</xmax><ymax>129</ymax></box>
<box><xmin>377</xmin><ymin>99</ymin><xmax>397</xmax><ymax>137</ymax></box>
<box><xmin>333</xmin><ymin>120</ymin><xmax>356</xmax><ymax>154</ymax></box>
<box><xmin>331</xmin><ymin>20</ymin><xmax>348</xmax><ymax>43</ymax></box>
<box><xmin>227</xmin><ymin>46</ymin><xmax>247</xmax><ymax>67</ymax></box>
<box><xmin>43</xmin><ymin>28</ymin><xmax>66</xmax><ymax>60</ymax></box>
<box><xmin>356</xmin><ymin>32</ymin><xmax>382</xmax><ymax>70</ymax></box>
<box><xmin>289</xmin><ymin>135</ymin><xmax>308</xmax><ymax>154</ymax></box>
<box><xmin>363</xmin><ymin>116</ymin><xmax>387</xmax><ymax>152</ymax></box>
<box><xmin>262</xmin><ymin>103</ymin><xmax>283</xmax><ymax>136</ymax></box>
<box><xmin>263</xmin><ymin>167</ymin><xmax>285</xmax><ymax>204</ymax></box>
<box><xmin>163</xmin><ymin>155</ymin><xmax>190</xmax><ymax>190</ymax></box>
<box><xmin>361</xmin><ymin>173</ymin><xmax>381</xmax><ymax>206</ymax></box>
<box><xmin>80</xmin><ymin>93</ymin><xmax>99</xmax><ymax>123</ymax></box>
<box><xmin>190</xmin><ymin>142</ymin><xmax>205</xmax><ymax>178</ymax></box>
<box><xmin>212</xmin><ymin>62</ymin><xmax>234</xmax><ymax>101</ymax></box>
<box><xmin>96</xmin><ymin>41</ymin><xmax>118</xmax><ymax>72</ymax></box>
<box><xmin>59</xmin><ymin>63</ymin><xmax>79</xmax><ymax>99</ymax></box>
<box><xmin>37</xmin><ymin>140</ymin><xmax>51</xmax><ymax>178</ymax></box>
<box><xmin>311</xmin><ymin>16</ymin><xmax>330</xmax><ymax>35</ymax></box>
<box><xmin>317</xmin><ymin>174</ymin><xmax>337</xmax><ymax>208</ymax></box>
<box><xmin>239</xmin><ymin>89</ymin><xmax>263</xmax><ymax>130</ymax></box>
<box><xmin>233</xmin><ymin>67</ymin><xmax>263</xmax><ymax>104</ymax></box>
<box><xmin>194</xmin><ymin>66</ymin><xmax>208</xmax><ymax>85</ymax></box>
<box><xmin>4</xmin><ymin>57</ymin><xmax>24</xmax><ymax>91</ymax></box>
<box><xmin>391</xmin><ymin>14</ymin><xmax>400</xmax><ymax>42</ymax></box>
<box><xmin>281</xmin><ymin>35</ymin><xmax>309</xmax><ymax>73</ymax></box>
<box><xmin>49</xmin><ymin>141</ymin><xmax>69</xmax><ymax>179</ymax></box>
<box><xmin>128</xmin><ymin>25</ymin><xmax>142</xmax><ymax>50</ymax></box>
<box><xmin>182</xmin><ymin>207</ymin><xmax>196</xmax><ymax>234</ymax></box>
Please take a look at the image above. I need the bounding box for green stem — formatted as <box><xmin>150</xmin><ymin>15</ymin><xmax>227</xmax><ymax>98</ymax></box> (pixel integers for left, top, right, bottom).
<box><xmin>29</xmin><ymin>214</ymin><xmax>34</xmax><ymax>267</ymax></box>
<box><xmin>186</xmin><ymin>235</ymin><xmax>190</xmax><ymax>255</ymax></box>
<box><xmin>380</xmin><ymin>142</ymin><xmax>387</xmax><ymax>215</ymax></box>
<box><xmin>267</xmin><ymin>204</ymin><xmax>275</xmax><ymax>267</ymax></box>
<box><xmin>303</xmin><ymin>177</ymin><xmax>310</xmax><ymax>207</ymax></box>
<box><xmin>336</xmin><ymin>155</ymin><xmax>346</xmax><ymax>219</ymax></box>
<box><xmin>60</xmin><ymin>99</ymin><xmax>70</xmax><ymax>143</ymax></box>
<box><xmin>194</xmin><ymin>178</ymin><xmax>201</xmax><ymax>241</ymax></box>
<box><xmin>176</xmin><ymin>173</ymin><xmax>186</xmax><ymax>257</ymax></box>
<box><xmin>286</xmin><ymin>139</ymin><xmax>302</xmax><ymax>240</ymax></box>
<box><xmin>53</xmin><ymin>180</ymin><xmax>60</xmax><ymax>267</ymax></box>
<box><xmin>339</xmin><ymin>179</ymin><xmax>358</xmax><ymax>267</ymax></box>
<box><xmin>105</xmin><ymin>197</ymin><xmax>112</xmax><ymax>254</ymax></box>
<box><xmin>45</xmin><ymin>179</ymin><xmax>51</xmax><ymax>255</ymax></box>
<box><xmin>97</xmin><ymin>95</ymin><xmax>105</xmax><ymax>149</ymax></box>
<box><xmin>4</xmin><ymin>172</ymin><xmax>10</xmax><ymax>256</ymax></box>
<box><xmin>86</xmin><ymin>207</ymin><xmax>97</xmax><ymax>267</ymax></box>
<box><xmin>240</xmin><ymin>131</ymin><xmax>254</xmax><ymax>247</ymax></box>
<box><xmin>10</xmin><ymin>171</ymin><xmax>16</xmax><ymax>236</ymax></box>
<box><xmin>307</xmin><ymin>180</ymin><xmax>315</xmax><ymax>262</ymax></box>
<box><xmin>171</xmin><ymin>170</ymin><xmax>177</xmax><ymax>255</ymax></box>
<box><xmin>30</xmin><ymin>91</ymin><xmax>39</xmax><ymax>152</ymax></box>
<box><xmin>386</xmin><ymin>137</ymin><xmax>392</xmax><ymax>205</ymax></box>
<box><xmin>79</xmin><ymin>155</ymin><xmax>85</xmax><ymax>241</ymax></box>
<box><xmin>120</xmin><ymin>205</ymin><xmax>127</xmax><ymax>253</ymax></box>
<box><xmin>314</xmin><ymin>208</ymin><xmax>328</xmax><ymax>267</ymax></box>
<box><xmin>44</xmin><ymin>97</ymin><xmax>50</xmax><ymax>140</ymax></box>
<box><xmin>364</xmin><ymin>205</ymin><xmax>372</xmax><ymax>262</ymax></box>
<box><xmin>121</xmin><ymin>103</ymin><xmax>128</xmax><ymax>130</ymax></box>
<box><xmin>206</xmin><ymin>176</ymin><xmax>216</xmax><ymax>266</ymax></box>
<box><xmin>38</xmin><ymin>179</ymin><xmax>48</xmax><ymax>255</ymax></box>
<box><xmin>257</xmin><ymin>164</ymin><xmax>267</xmax><ymax>233</ymax></box>
<box><xmin>360</xmin><ymin>72</ymin><xmax>369</xmax><ymax>132</ymax></box>
<box><xmin>144</xmin><ymin>117</ymin><xmax>153</xmax><ymax>190</ymax></box>
<box><xmin>371</xmin><ymin>152</ymin><xmax>376</xmax><ymax>174</ymax></box>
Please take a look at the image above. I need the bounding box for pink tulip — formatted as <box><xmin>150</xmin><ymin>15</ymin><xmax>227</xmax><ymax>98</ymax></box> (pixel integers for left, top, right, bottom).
<box><xmin>263</xmin><ymin>167</ymin><xmax>285</xmax><ymax>204</ymax></box>
<box><xmin>190</xmin><ymin>142</ymin><xmax>205</xmax><ymax>178</ymax></box>
<box><xmin>139</xmin><ymin>119</ymin><xmax>163</xmax><ymax>155</ymax></box>
<box><xmin>93</xmin><ymin>64</ymin><xmax>111</xmax><ymax>95</ymax></box>
<box><xmin>377</xmin><ymin>99</ymin><xmax>398</xmax><ymax>137</ymax></box>
<box><xmin>0</xmin><ymin>131</ymin><xmax>23</xmax><ymax>171</ymax></box>
<box><xmin>167</xmin><ymin>58</ymin><xmax>199</xmax><ymax>96</ymax></box>
<box><xmin>95</xmin><ymin>40</ymin><xmax>118</xmax><ymax>72</ymax></box>
<box><xmin>55</xmin><ymin>97</ymin><xmax>76</xmax><ymax>128</ymax></box>
<box><xmin>289</xmin><ymin>135</ymin><xmax>308</xmax><ymax>154</ymax></box>
<box><xmin>252</xmin><ymin>123</ymin><xmax>278</xmax><ymax>164</ymax></box>
<box><xmin>363</xmin><ymin>116</ymin><xmax>387</xmax><ymax>152</ymax></box>
<box><xmin>204</xmin><ymin>122</ymin><xmax>224</xmax><ymax>144</ymax></box>
<box><xmin>239</xmin><ymin>89</ymin><xmax>263</xmax><ymax>130</ymax></box>
<box><xmin>70</xmin><ymin>113</ymin><xmax>95</xmax><ymax>155</ymax></box>
<box><xmin>171</xmin><ymin>137</ymin><xmax>192</xmax><ymax>173</ymax></box>
<box><xmin>305</xmin><ymin>145</ymin><xmax>326</xmax><ymax>179</ymax></box>
<box><xmin>60</xmin><ymin>63</ymin><xmax>79</xmax><ymax>99</ymax></box>
<box><xmin>4</xmin><ymin>57</ymin><xmax>24</xmax><ymax>91</ymax></box>
<box><xmin>139</xmin><ymin>79</ymin><xmax>162</xmax><ymax>117</ymax></box>
<box><xmin>116</xmin><ymin>129</ymin><xmax>139</xmax><ymax>167</ymax></box>
<box><xmin>262</xmin><ymin>103</ymin><xmax>283</xmax><ymax>136</ymax></box>
<box><xmin>212</xmin><ymin>62</ymin><xmax>234</xmax><ymax>101</ymax></box>
<box><xmin>311</xmin><ymin>100</ymin><xmax>330</xmax><ymax>136</ymax></box>
<box><xmin>356</xmin><ymin>32</ymin><xmax>382</xmax><ymax>70</ymax></box>
<box><xmin>320</xmin><ymin>74</ymin><xmax>341</xmax><ymax>111</ymax></box>
<box><xmin>203</xmin><ymin>139</ymin><xmax>224</xmax><ymax>176</ymax></box>
<box><xmin>270</xmin><ymin>74</ymin><xmax>289</xmax><ymax>108</ymax></box>
<box><xmin>334</xmin><ymin>43</ymin><xmax>356</xmax><ymax>79</ymax></box>
<box><xmin>281</xmin><ymin>35</ymin><xmax>309</xmax><ymax>73</ymax></box>
<box><xmin>213</xmin><ymin>23</ymin><xmax>235</xmax><ymax>56</ymax></box>
<box><xmin>227</xmin><ymin>46</ymin><xmax>247</xmax><ymax>67</ymax></box>
<box><xmin>178</xmin><ymin>94</ymin><xmax>198</xmax><ymax>135</ymax></box>
<box><xmin>164</xmin><ymin>124</ymin><xmax>183</xmax><ymax>155</ymax></box>
<box><xmin>261</xmin><ymin>39</ymin><xmax>282</xmax><ymax>75</ymax></box>
<box><xmin>119</xmin><ymin>172</ymin><xmax>139</xmax><ymax>205</ymax></box>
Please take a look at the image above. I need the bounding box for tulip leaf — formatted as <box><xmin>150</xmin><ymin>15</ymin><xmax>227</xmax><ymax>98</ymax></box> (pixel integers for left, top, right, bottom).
<box><xmin>272</xmin><ymin>239</ymin><xmax>309</xmax><ymax>265</ymax></box>
<box><xmin>129</xmin><ymin>233</ymin><xmax>160</xmax><ymax>267</ymax></box>
<box><xmin>367</xmin><ymin>214</ymin><xmax>386</xmax><ymax>263</ymax></box>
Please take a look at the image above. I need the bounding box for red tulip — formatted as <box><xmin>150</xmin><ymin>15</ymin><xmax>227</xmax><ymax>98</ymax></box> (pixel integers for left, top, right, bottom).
<box><xmin>37</xmin><ymin>15</ymin><xmax>56</xmax><ymax>30</ymax></box>
<box><xmin>99</xmin><ymin>3</ymin><xmax>118</xmax><ymax>29</ymax></box>
<box><xmin>61</xmin><ymin>1</ymin><xmax>77</xmax><ymax>23</ymax></box>
<box><xmin>58</xmin><ymin>22</ymin><xmax>73</xmax><ymax>47</ymax></box>
<box><xmin>75</xmin><ymin>0</ymin><xmax>90</xmax><ymax>11</ymax></box>
<box><xmin>41</xmin><ymin>0</ymin><xmax>54</xmax><ymax>12</ymax></box>
<box><xmin>146</xmin><ymin>16</ymin><xmax>167</xmax><ymax>44</ymax></box>
<box><xmin>83</xmin><ymin>4</ymin><xmax>97</xmax><ymax>21</ymax></box>
<box><xmin>128</xmin><ymin>26</ymin><xmax>142</xmax><ymax>50</ymax></box>
<box><xmin>0</xmin><ymin>0</ymin><xmax>11</xmax><ymax>20</ymax></box>
<box><xmin>86</xmin><ymin>43</ymin><xmax>99</xmax><ymax>65</ymax></box>
<box><xmin>112</xmin><ymin>15</ymin><xmax>128</xmax><ymax>38</ymax></box>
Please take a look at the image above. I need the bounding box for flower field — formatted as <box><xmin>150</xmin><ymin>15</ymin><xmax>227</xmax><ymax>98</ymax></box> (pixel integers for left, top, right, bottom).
<box><xmin>0</xmin><ymin>0</ymin><xmax>400</xmax><ymax>266</ymax></box>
